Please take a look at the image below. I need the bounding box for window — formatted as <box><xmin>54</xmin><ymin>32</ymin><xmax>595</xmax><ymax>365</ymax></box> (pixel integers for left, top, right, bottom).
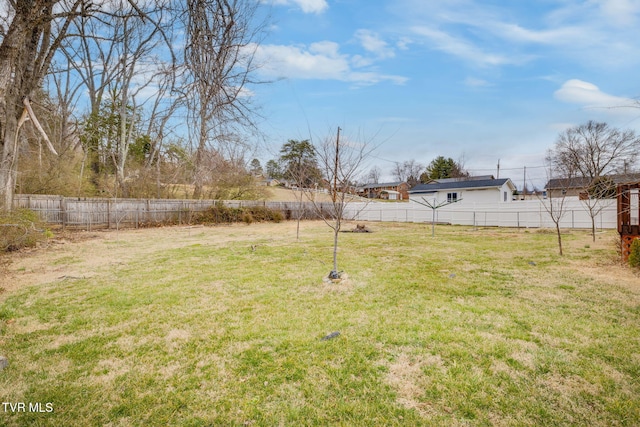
<box><xmin>447</xmin><ymin>192</ymin><xmax>458</xmax><ymax>203</ymax></box>
<box><xmin>503</xmin><ymin>191</ymin><xmax>507</xmax><ymax>202</ymax></box>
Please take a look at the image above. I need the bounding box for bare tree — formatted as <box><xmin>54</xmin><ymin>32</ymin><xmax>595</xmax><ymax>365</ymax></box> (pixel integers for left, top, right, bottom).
<box><xmin>0</xmin><ymin>0</ymin><xmax>180</xmax><ymax>207</ymax></box>
<box><xmin>62</xmin><ymin>0</ymin><xmax>175</xmax><ymax>197</ymax></box>
<box><xmin>63</xmin><ymin>5</ymin><xmax>124</xmax><ymax>186</ymax></box>
<box><xmin>550</xmin><ymin>121</ymin><xmax>639</xmax><ymax>180</ymax></box>
<box><xmin>107</xmin><ymin>1</ymin><xmax>170</xmax><ymax>197</ymax></box>
<box><xmin>0</xmin><ymin>0</ymin><xmax>267</xmax><ymax>207</ymax></box>
<box><xmin>307</xmin><ymin>127</ymin><xmax>376</xmax><ymax>279</ymax></box>
<box><xmin>549</xmin><ymin>121</ymin><xmax>640</xmax><ymax>242</ymax></box>
<box><xmin>182</xmin><ymin>0</ymin><xmax>265</xmax><ymax>199</ymax></box>
<box><xmin>16</xmin><ymin>85</ymin><xmax>82</xmax><ymax>195</ymax></box>
<box><xmin>367</xmin><ymin>165</ymin><xmax>381</xmax><ymax>184</ymax></box>
<box><xmin>580</xmin><ymin>176</ymin><xmax>617</xmax><ymax>242</ymax></box>
<box><xmin>140</xmin><ymin>64</ymin><xmax>180</xmax><ymax>199</ymax></box>
<box><xmin>542</xmin><ymin>153</ymin><xmax>574</xmax><ymax>256</ymax></box>
<box><xmin>0</xmin><ymin>0</ymin><xmax>90</xmax><ymax>210</ymax></box>
<box><xmin>392</xmin><ymin>159</ymin><xmax>423</xmax><ymax>187</ymax></box>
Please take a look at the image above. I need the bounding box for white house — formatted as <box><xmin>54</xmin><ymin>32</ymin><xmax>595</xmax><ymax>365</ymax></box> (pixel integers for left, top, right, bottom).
<box><xmin>409</xmin><ymin>177</ymin><xmax>517</xmax><ymax>205</ymax></box>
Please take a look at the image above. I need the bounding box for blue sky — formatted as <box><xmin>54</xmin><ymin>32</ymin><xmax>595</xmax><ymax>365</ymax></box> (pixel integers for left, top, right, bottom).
<box><xmin>252</xmin><ymin>0</ymin><xmax>640</xmax><ymax>188</ymax></box>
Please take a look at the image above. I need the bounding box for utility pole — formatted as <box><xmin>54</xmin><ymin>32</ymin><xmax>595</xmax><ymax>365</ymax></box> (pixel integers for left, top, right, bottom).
<box><xmin>523</xmin><ymin>166</ymin><xmax>526</xmax><ymax>199</ymax></box>
<box><xmin>332</xmin><ymin>127</ymin><xmax>341</xmax><ymax>203</ymax></box>
<box><xmin>496</xmin><ymin>159</ymin><xmax>500</xmax><ymax>179</ymax></box>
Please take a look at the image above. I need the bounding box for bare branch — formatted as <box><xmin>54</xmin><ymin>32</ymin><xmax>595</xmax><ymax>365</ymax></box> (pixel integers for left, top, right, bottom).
<box><xmin>23</xmin><ymin>97</ymin><xmax>58</xmax><ymax>155</ymax></box>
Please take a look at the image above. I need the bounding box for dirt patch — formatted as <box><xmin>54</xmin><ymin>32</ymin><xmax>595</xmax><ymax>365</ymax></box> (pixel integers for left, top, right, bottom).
<box><xmin>382</xmin><ymin>350</ymin><xmax>446</xmax><ymax>417</ymax></box>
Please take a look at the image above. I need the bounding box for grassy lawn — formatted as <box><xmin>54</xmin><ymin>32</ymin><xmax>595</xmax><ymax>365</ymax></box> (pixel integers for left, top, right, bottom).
<box><xmin>1</xmin><ymin>221</ymin><xmax>639</xmax><ymax>426</ymax></box>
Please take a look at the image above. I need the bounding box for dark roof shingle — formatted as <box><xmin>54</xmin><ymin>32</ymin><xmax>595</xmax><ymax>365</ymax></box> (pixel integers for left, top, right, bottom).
<box><xmin>409</xmin><ymin>178</ymin><xmax>512</xmax><ymax>193</ymax></box>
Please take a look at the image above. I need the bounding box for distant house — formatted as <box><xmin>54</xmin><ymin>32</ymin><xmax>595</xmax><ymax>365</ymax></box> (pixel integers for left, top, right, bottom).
<box><xmin>357</xmin><ymin>182</ymin><xmax>409</xmax><ymax>201</ymax></box>
<box><xmin>380</xmin><ymin>190</ymin><xmax>401</xmax><ymax>200</ymax></box>
<box><xmin>545</xmin><ymin>174</ymin><xmax>640</xmax><ymax>199</ymax></box>
<box><xmin>259</xmin><ymin>178</ymin><xmax>281</xmax><ymax>187</ymax></box>
<box><xmin>409</xmin><ymin>177</ymin><xmax>517</xmax><ymax>204</ymax></box>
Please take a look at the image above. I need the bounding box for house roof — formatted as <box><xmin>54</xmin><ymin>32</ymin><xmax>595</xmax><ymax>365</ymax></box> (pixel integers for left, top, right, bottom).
<box><xmin>409</xmin><ymin>178</ymin><xmax>515</xmax><ymax>193</ymax></box>
<box><xmin>359</xmin><ymin>181</ymin><xmax>406</xmax><ymax>190</ymax></box>
<box><xmin>545</xmin><ymin>173</ymin><xmax>640</xmax><ymax>189</ymax></box>
<box><xmin>425</xmin><ymin>175</ymin><xmax>495</xmax><ymax>184</ymax></box>
<box><xmin>545</xmin><ymin>177</ymin><xmax>591</xmax><ymax>190</ymax></box>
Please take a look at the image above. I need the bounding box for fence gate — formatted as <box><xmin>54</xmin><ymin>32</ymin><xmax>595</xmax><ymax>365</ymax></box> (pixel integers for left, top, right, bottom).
<box><xmin>617</xmin><ymin>183</ymin><xmax>640</xmax><ymax>261</ymax></box>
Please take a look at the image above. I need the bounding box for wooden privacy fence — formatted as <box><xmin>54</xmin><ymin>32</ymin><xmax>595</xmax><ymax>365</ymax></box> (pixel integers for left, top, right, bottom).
<box><xmin>12</xmin><ymin>195</ymin><xmax>333</xmax><ymax>229</ymax></box>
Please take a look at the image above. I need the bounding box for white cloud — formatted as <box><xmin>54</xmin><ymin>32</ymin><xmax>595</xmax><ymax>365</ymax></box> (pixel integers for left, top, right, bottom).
<box><xmin>254</xmin><ymin>43</ymin><xmax>349</xmax><ymax>80</ymax></box>
<box><xmin>596</xmin><ymin>0</ymin><xmax>640</xmax><ymax>26</ymax></box>
<box><xmin>350</xmin><ymin>54</ymin><xmax>373</xmax><ymax>68</ymax></box>
<box><xmin>397</xmin><ymin>0</ymin><xmax>640</xmax><ymax>70</ymax></box>
<box><xmin>411</xmin><ymin>26</ymin><xmax>528</xmax><ymax>67</ymax></box>
<box><xmin>252</xmin><ymin>42</ymin><xmax>407</xmax><ymax>85</ymax></box>
<box><xmin>269</xmin><ymin>0</ymin><xmax>328</xmax><ymax>14</ymax></box>
<box><xmin>488</xmin><ymin>22</ymin><xmax>585</xmax><ymax>45</ymax></box>
<box><xmin>464</xmin><ymin>77</ymin><xmax>491</xmax><ymax>88</ymax></box>
<box><xmin>554</xmin><ymin>79</ymin><xmax>638</xmax><ymax>115</ymax></box>
<box><xmin>354</xmin><ymin>29</ymin><xmax>395</xmax><ymax>60</ymax></box>
<box><xmin>396</xmin><ymin>37</ymin><xmax>412</xmax><ymax>51</ymax></box>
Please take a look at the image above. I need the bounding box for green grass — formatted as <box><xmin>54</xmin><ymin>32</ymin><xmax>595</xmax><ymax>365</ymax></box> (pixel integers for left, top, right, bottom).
<box><xmin>1</xmin><ymin>222</ymin><xmax>639</xmax><ymax>426</ymax></box>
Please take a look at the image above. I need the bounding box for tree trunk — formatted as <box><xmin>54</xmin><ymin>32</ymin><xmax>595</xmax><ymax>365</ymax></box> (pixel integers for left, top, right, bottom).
<box><xmin>0</xmin><ymin>8</ymin><xmax>27</xmax><ymax>211</ymax></box>
<box><xmin>332</xmin><ymin>225</ymin><xmax>339</xmax><ymax>273</ymax></box>
<box><xmin>192</xmin><ymin>144</ymin><xmax>205</xmax><ymax>199</ymax></box>
<box><xmin>115</xmin><ymin>165</ymin><xmax>128</xmax><ymax>198</ymax></box>
<box><xmin>192</xmin><ymin>113</ymin><xmax>208</xmax><ymax>200</ymax></box>
<box><xmin>0</xmin><ymin>0</ymin><xmax>82</xmax><ymax>210</ymax></box>
<box><xmin>0</xmin><ymin>110</ymin><xmax>19</xmax><ymax>210</ymax></box>
<box><xmin>555</xmin><ymin>223</ymin><xmax>563</xmax><ymax>256</ymax></box>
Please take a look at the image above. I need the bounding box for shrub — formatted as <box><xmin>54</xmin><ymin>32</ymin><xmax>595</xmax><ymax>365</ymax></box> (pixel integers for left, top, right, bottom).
<box><xmin>629</xmin><ymin>238</ymin><xmax>640</xmax><ymax>269</ymax></box>
<box><xmin>242</xmin><ymin>212</ymin><xmax>254</xmax><ymax>225</ymax></box>
<box><xmin>0</xmin><ymin>209</ymin><xmax>50</xmax><ymax>252</ymax></box>
<box><xmin>193</xmin><ymin>205</ymin><xmax>285</xmax><ymax>225</ymax></box>
<box><xmin>270</xmin><ymin>210</ymin><xmax>284</xmax><ymax>223</ymax></box>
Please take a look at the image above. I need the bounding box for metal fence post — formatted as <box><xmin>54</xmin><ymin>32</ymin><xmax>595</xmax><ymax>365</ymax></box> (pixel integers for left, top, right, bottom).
<box><xmin>60</xmin><ymin>196</ymin><xmax>66</xmax><ymax>229</ymax></box>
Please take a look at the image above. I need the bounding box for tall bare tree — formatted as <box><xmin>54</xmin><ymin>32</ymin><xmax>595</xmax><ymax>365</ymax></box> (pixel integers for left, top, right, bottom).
<box><xmin>62</xmin><ymin>0</ymin><xmax>175</xmax><ymax>196</ymax></box>
<box><xmin>550</xmin><ymin>121</ymin><xmax>639</xmax><ymax>180</ymax></box>
<box><xmin>0</xmin><ymin>0</ymin><xmax>89</xmax><ymax>210</ymax></box>
<box><xmin>63</xmin><ymin>5</ymin><xmax>122</xmax><ymax>185</ymax></box>
<box><xmin>107</xmin><ymin>1</ymin><xmax>170</xmax><ymax>197</ymax></box>
<box><xmin>182</xmin><ymin>0</ymin><xmax>265</xmax><ymax>199</ymax></box>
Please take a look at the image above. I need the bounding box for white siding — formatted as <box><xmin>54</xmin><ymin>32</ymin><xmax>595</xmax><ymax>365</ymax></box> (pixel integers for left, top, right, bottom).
<box><xmin>347</xmin><ymin>197</ymin><xmax>617</xmax><ymax>229</ymax></box>
<box><xmin>410</xmin><ymin>182</ymin><xmax>515</xmax><ymax>206</ymax></box>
